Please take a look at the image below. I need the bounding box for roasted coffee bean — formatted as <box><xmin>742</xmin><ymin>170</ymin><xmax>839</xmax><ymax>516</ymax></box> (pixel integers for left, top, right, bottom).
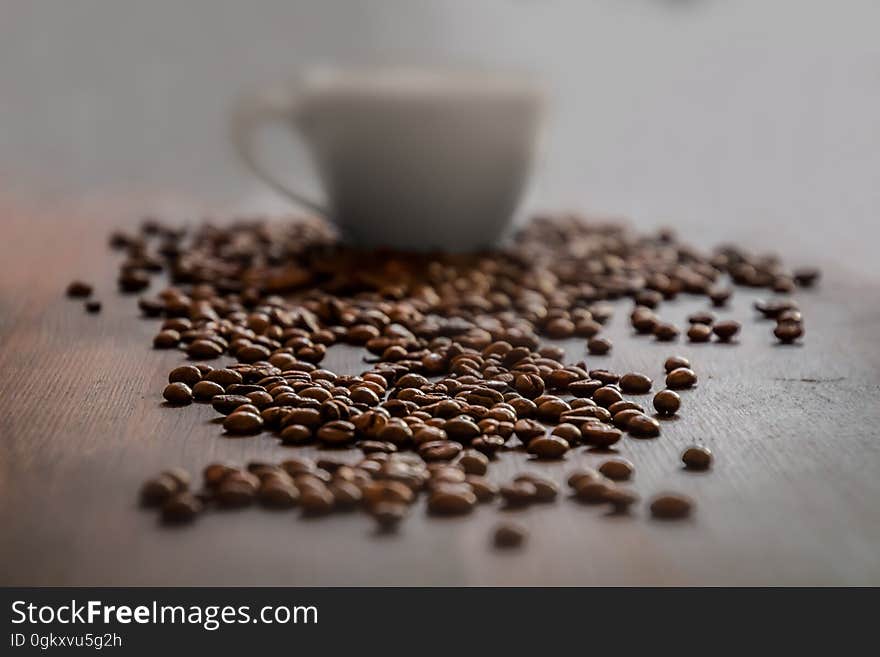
<box><xmin>687</xmin><ymin>311</ymin><xmax>716</xmax><ymax>325</ymax></box>
<box><xmin>712</xmin><ymin>320</ymin><xmax>741</xmax><ymax>342</ymax></box>
<box><xmin>317</xmin><ymin>420</ymin><xmax>356</xmax><ymax>445</ymax></box>
<box><xmin>515</xmin><ymin>474</ymin><xmax>558</xmax><ymax>502</ymax></box>
<box><xmin>682</xmin><ymin>445</ymin><xmax>713</xmax><ymax>470</ymax></box>
<box><xmin>527</xmin><ymin>435</ymin><xmax>569</xmax><ymax>459</ymax></box>
<box><xmin>372</xmin><ymin>501</ymin><xmax>406</xmax><ymax>530</ymax></box>
<box><xmin>580</xmin><ymin>422</ymin><xmax>623</xmax><ymax>447</ymax></box>
<box><xmin>599</xmin><ymin>458</ymin><xmax>634</xmax><ymax>481</ymax></box>
<box><xmin>466</xmin><ymin>475</ymin><xmax>498</xmax><ymax>502</ymax></box>
<box><xmin>663</xmin><ymin>356</ymin><xmax>690</xmax><ymax>373</ymax></box>
<box><xmin>162</xmin><ymin>382</ymin><xmax>193</xmax><ymax>405</ymax></box>
<box><xmin>300</xmin><ymin>488</ymin><xmax>335</xmax><ymax>515</ymax></box>
<box><xmin>605</xmin><ymin>487</ymin><xmax>639</xmax><ymax>512</ymax></box>
<box><xmin>280</xmin><ymin>424</ymin><xmax>313</xmax><ymax>445</ymax></box>
<box><xmin>84</xmin><ymin>300</ymin><xmax>102</xmax><ymax>314</ymax></box>
<box><xmin>567</xmin><ymin>468</ymin><xmax>602</xmax><ymax>490</ymax></box>
<box><xmin>223</xmin><ymin>411</ymin><xmax>264</xmax><ymax>435</ymax></box>
<box><xmin>612</xmin><ymin>408</ymin><xmax>643</xmax><ymax>430</ymax></box>
<box><xmin>500</xmin><ymin>481</ymin><xmax>537</xmax><ymax>507</ymax></box>
<box><xmin>574</xmin><ymin>478</ymin><xmax>614</xmax><ymax>503</ymax></box>
<box><xmin>471</xmin><ymin>434</ymin><xmax>505</xmax><ymax>457</ymax></box>
<box><xmin>627</xmin><ymin>413</ymin><xmax>661</xmax><ymax>438</ymax></box>
<box><xmin>550</xmin><ymin>423</ymin><xmax>581</xmax><ymax>446</ymax></box>
<box><xmin>514</xmin><ymin>418</ymin><xmax>545</xmax><ymax>442</ymax></box>
<box><xmin>514</xmin><ymin>373</ymin><xmax>545</xmax><ymax>399</ymax></box>
<box><xmin>493</xmin><ymin>522</ymin><xmax>527</xmax><ymax>548</ymax></box>
<box><xmin>650</xmin><ymin>493</ymin><xmax>693</xmax><ymax>519</ymax></box>
<box><xmin>568</xmin><ymin>379</ymin><xmax>603</xmax><ymax>398</ymax></box>
<box><xmin>161</xmin><ymin>492</ymin><xmax>203</xmax><ymax>524</ymax></box>
<box><xmin>211</xmin><ymin>394</ymin><xmax>252</xmax><ymax>415</ymax></box>
<box><xmin>608</xmin><ymin>400</ymin><xmax>643</xmax><ymax>415</ymax></box>
<box><xmin>666</xmin><ymin>367</ymin><xmax>697</xmax><ymax>389</ymax></box>
<box><xmin>168</xmin><ymin>365</ymin><xmax>202</xmax><ymax>388</ymax></box>
<box><xmin>204</xmin><ymin>368</ymin><xmax>243</xmax><ymax>387</ymax></box>
<box><xmin>66</xmin><ymin>280</ymin><xmax>93</xmax><ymax>297</ymax></box>
<box><xmin>259</xmin><ymin>482</ymin><xmax>300</xmax><ymax>508</ymax></box>
<box><xmin>359</xmin><ymin>440</ymin><xmax>398</xmax><ymax>454</ymax></box>
<box><xmin>153</xmin><ymin>330</ymin><xmax>180</xmax><ymax>349</ymax></box>
<box><xmin>708</xmin><ymin>286</ymin><xmax>732</xmax><ymax>307</ymax></box>
<box><xmin>187</xmin><ymin>339</ymin><xmax>224</xmax><ymax>360</ymax></box>
<box><xmin>653</xmin><ymin>389</ymin><xmax>681</xmax><ymax>416</ymax></box>
<box><xmin>329</xmin><ymin>481</ymin><xmax>363</xmax><ymax>508</ymax></box>
<box><xmin>362</xmin><ymin>481</ymin><xmax>414</xmax><ymax>507</ymax></box>
<box><xmin>192</xmin><ymin>380</ymin><xmax>225</xmax><ymax>401</ymax></box>
<box><xmin>428</xmin><ymin>487</ymin><xmax>476</xmax><ymax>515</ymax></box>
<box><xmin>774</xmin><ymin>320</ymin><xmax>804</xmax><ymax>344</ymax></box>
<box><xmin>793</xmin><ymin>266</ymin><xmax>820</xmax><ymax>287</ymax></box>
<box><xmin>653</xmin><ymin>322</ymin><xmax>680</xmax><ymax>341</ymax></box>
<box><xmin>589</xmin><ymin>369</ymin><xmax>620</xmax><ymax>385</ymax></box>
<box><xmin>587</xmin><ymin>337</ymin><xmax>612</xmax><ymax>355</ymax></box>
<box><xmin>443</xmin><ymin>416</ymin><xmax>481</xmax><ymax>442</ymax></box>
<box><xmin>140</xmin><ymin>475</ymin><xmax>179</xmax><ymax>506</ymax></box>
<box><xmin>687</xmin><ymin>323</ymin><xmax>713</xmax><ymax>343</ymax></box>
<box><xmin>458</xmin><ymin>449</ymin><xmax>489</xmax><ymax>475</ymax></box>
<box><xmin>419</xmin><ymin>440</ymin><xmax>462</xmax><ymax>462</ymax></box>
<box><xmin>619</xmin><ymin>372</ymin><xmax>652</xmax><ymax>394</ymax></box>
<box><xmin>592</xmin><ymin>386</ymin><xmax>623</xmax><ymax>408</ymax></box>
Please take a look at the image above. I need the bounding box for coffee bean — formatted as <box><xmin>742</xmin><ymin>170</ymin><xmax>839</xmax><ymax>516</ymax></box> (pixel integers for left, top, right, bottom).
<box><xmin>66</xmin><ymin>281</ymin><xmax>93</xmax><ymax>297</ymax></box>
<box><xmin>329</xmin><ymin>481</ymin><xmax>363</xmax><ymax>508</ymax></box>
<box><xmin>605</xmin><ymin>487</ymin><xmax>639</xmax><ymax>513</ymax></box>
<box><xmin>428</xmin><ymin>487</ymin><xmax>476</xmax><ymax>515</ymax></box>
<box><xmin>466</xmin><ymin>475</ymin><xmax>498</xmax><ymax>502</ymax></box>
<box><xmin>608</xmin><ymin>400</ymin><xmax>643</xmax><ymax>415</ymax></box>
<box><xmin>84</xmin><ymin>300</ymin><xmax>102</xmax><ymax>314</ymax></box>
<box><xmin>550</xmin><ymin>423</ymin><xmax>581</xmax><ymax>446</ymax></box>
<box><xmin>471</xmin><ymin>434</ymin><xmax>506</xmax><ymax>457</ymax></box>
<box><xmin>493</xmin><ymin>522</ymin><xmax>527</xmax><ymax>548</ymax></box>
<box><xmin>652</xmin><ymin>389</ymin><xmax>681</xmax><ymax>416</ymax></box>
<box><xmin>587</xmin><ymin>337</ymin><xmax>612</xmax><ymax>355</ymax></box>
<box><xmin>527</xmin><ymin>435</ymin><xmax>569</xmax><ymax>459</ymax></box>
<box><xmin>500</xmin><ymin>481</ymin><xmax>537</xmax><ymax>507</ymax></box>
<box><xmin>793</xmin><ymin>266</ymin><xmax>820</xmax><ymax>287</ymax></box>
<box><xmin>682</xmin><ymin>445</ymin><xmax>713</xmax><ymax>470</ymax></box>
<box><xmin>515</xmin><ymin>474</ymin><xmax>558</xmax><ymax>501</ymax></box>
<box><xmin>140</xmin><ymin>474</ymin><xmax>179</xmax><ymax>506</ymax></box>
<box><xmin>514</xmin><ymin>373</ymin><xmax>545</xmax><ymax>399</ymax></box>
<box><xmin>666</xmin><ymin>367</ymin><xmax>697</xmax><ymax>389</ymax></box>
<box><xmin>653</xmin><ymin>322</ymin><xmax>680</xmax><ymax>341</ymax></box>
<box><xmin>280</xmin><ymin>423</ymin><xmax>313</xmax><ymax>445</ymax></box>
<box><xmin>300</xmin><ymin>488</ymin><xmax>335</xmax><ymax>515</ymax></box>
<box><xmin>687</xmin><ymin>323</ymin><xmax>712</xmax><ymax>343</ymax></box>
<box><xmin>708</xmin><ymin>286</ymin><xmax>732</xmax><ymax>307</ymax></box>
<box><xmin>574</xmin><ymin>478</ymin><xmax>614</xmax><ymax>503</ymax></box>
<box><xmin>317</xmin><ymin>420</ymin><xmax>356</xmax><ymax>445</ymax></box>
<box><xmin>627</xmin><ymin>413</ymin><xmax>661</xmax><ymax>438</ymax></box>
<box><xmin>419</xmin><ymin>440</ymin><xmax>462</xmax><ymax>462</ymax></box>
<box><xmin>712</xmin><ymin>320</ymin><xmax>741</xmax><ymax>342</ymax></box>
<box><xmin>774</xmin><ymin>320</ymin><xmax>804</xmax><ymax>344</ymax></box>
<box><xmin>566</xmin><ymin>468</ymin><xmax>602</xmax><ymax>490</ymax></box>
<box><xmin>687</xmin><ymin>311</ymin><xmax>715</xmax><ymax>325</ymax></box>
<box><xmin>568</xmin><ymin>379</ymin><xmax>603</xmax><ymax>398</ymax></box>
<box><xmin>211</xmin><ymin>394</ymin><xmax>252</xmax><ymax>415</ymax></box>
<box><xmin>458</xmin><ymin>449</ymin><xmax>489</xmax><ymax>475</ymax></box>
<box><xmin>204</xmin><ymin>369</ymin><xmax>243</xmax><ymax>387</ymax></box>
<box><xmin>663</xmin><ymin>356</ymin><xmax>690</xmax><ymax>373</ymax></box>
<box><xmin>162</xmin><ymin>382</ymin><xmax>193</xmax><ymax>405</ymax></box>
<box><xmin>619</xmin><ymin>372</ymin><xmax>653</xmax><ymax>394</ymax></box>
<box><xmin>259</xmin><ymin>482</ymin><xmax>300</xmax><ymax>508</ymax></box>
<box><xmin>372</xmin><ymin>501</ymin><xmax>406</xmax><ymax>530</ymax></box>
<box><xmin>649</xmin><ymin>493</ymin><xmax>693</xmax><ymax>519</ymax></box>
<box><xmin>161</xmin><ymin>492</ymin><xmax>203</xmax><ymax>524</ymax></box>
<box><xmin>192</xmin><ymin>380</ymin><xmax>224</xmax><ymax>401</ymax></box>
<box><xmin>169</xmin><ymin>365</ymin><xmax>202</xmax><ymax>387</ymax></box>
<box><xmin>599</xmin><ymin>458</ymin><xmax>634</xmax><ymax>481</ymax></box>
<box><xmin>514</xmin><ymin>418</ymin><xmax>545</xmax><ymax>442</ymax></box>
<box><xmin>580</xmin><ymin>422</ymin><xmax>622</xmax><ymax>448</ymax></box>
<box><xmin>592</xmin><ymin>386</ymin><xmax>623</xmax><ymax>408</ymax></box>
<box><xmin>223</xmin><ymin>411</ymin><xmax>264</xmax><ymax>435</ymax></box>
<box><xmin>612</xmin><ymin>408</ymin><xmax>642</xmax><ymax>430</ymax></box>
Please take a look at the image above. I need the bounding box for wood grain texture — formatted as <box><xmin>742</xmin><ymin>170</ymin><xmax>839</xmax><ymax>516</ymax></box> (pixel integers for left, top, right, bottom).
<box><xmin>2</xmin><ymin>195</ymin><xmax>879</xmax><ymax>586</ymax></box>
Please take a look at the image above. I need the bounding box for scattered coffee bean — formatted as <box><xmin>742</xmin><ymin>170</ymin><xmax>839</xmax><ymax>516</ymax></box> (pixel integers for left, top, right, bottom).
<box><xmin>161</xmin><ymin>493</ymin><xmax>203</xmax><ymax>524</ymax></box>
<box><xmin>774</xmin><ymin>320</ymin><xmax>804</xmax><ymax>344</ymax></box>
<box><xmin>169</xmin><ymin>365</ymin><xmax>202</xmax><ymax>387</ymax></box>
<box><xmin>619</xmin><ymin>372</ymin><xmax>653</xmax><ymax>394</ymax></box>
<box><xmin>599</xmin><ymin>458</ymin><xmax>634</xmax><ymax>481</ymax></box>
<box><xmin>587</xmin><ymin>337</ymin><xmax>612</xmax><ymax>355</ymax></box>
<box><xmin>627</xmin><ymin>413</ymin><xmax>661</xmax><ymax>438</ymax></box>
<box><xmin>649</xmin><ymin>493</ymin><xmax>693</xmax><ymax>519</ymax></box>
<box><xmin>493</xmin><ymin>522</ymin><xmax>527</xmax><ymax>548</ymax></box>
<box><xmin>66</xmin><ymin>281</ymin><xmax>93</xmax><ymax>297</ymax></box>
<box><xmin>162</xmin><ymin>382</ymin><xmax>192</xmax><ymax>405</ymax></box>
<box><xmin>664</xmin><ymin>356</ymin><xmax>690</xmax><ymax>373</ymax></box>
<box><xmin>223</xmin><ymin>411</ymin><xmax>264</xmax><ymax>435</ymax></box>
<box><xmin>85</xmin><ymin>300</ymin><xmax>102</xmax><ymax>314</ymax></box>
<box><xmin>666</xmin><ymin>367</ymin><xmax>697</xmax><ymax>389</ymax></box>
<box><xmin>653</xmin><ymin>389</ymin><xmax>681</xmax><ymax>416</ymax></box>
<box><xmin>713</xmin><ymin>320</ymin><xmax>741</xmax><ymax>342</ymax></box>
<box><xmin>527</xmin><ymin>435</ymin><xmax>569</xmax><ymax>459</ymax></box>
<box><xmin>687</xmin><ymin>323</ymin><xmax>712</xmax><ymax>343</ymax></box>
<box><xmin>682</xmin><ymin>445</ymin><xmax>713</xmax><ymax>470</ymax></box>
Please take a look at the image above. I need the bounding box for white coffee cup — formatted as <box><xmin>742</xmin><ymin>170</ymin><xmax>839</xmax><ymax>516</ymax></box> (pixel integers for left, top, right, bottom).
<box><xmin>231</xmin><ymin>68</ymin><xmax>544</xmax><ymax>251</ymax></box>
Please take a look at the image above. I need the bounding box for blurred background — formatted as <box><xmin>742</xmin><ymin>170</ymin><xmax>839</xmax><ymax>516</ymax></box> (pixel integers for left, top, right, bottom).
<box><xmin>2</xmin><ymin>0</ymin><xmax>879</xmax><ymax>275</ymax></box>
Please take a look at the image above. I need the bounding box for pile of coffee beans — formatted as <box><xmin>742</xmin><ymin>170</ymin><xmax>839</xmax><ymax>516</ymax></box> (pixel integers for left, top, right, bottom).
<box><xmin>108</xmin><ymin>214</ymin><xmax>819</xmax><ymax>544</ymax></box>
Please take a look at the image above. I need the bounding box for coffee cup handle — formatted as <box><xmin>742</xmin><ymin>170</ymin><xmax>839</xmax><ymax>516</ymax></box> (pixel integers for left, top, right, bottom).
<box><xmin>230</xmin><ymin>87</ymin><xmax>328</xmax><ymax>216</ymax></box>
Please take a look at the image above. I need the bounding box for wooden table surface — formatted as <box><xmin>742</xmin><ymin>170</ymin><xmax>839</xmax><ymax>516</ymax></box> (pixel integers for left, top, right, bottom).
<box><xmin>2</xmin><ymin>193</ymin><xmax>879</xmax><ymax>587</ymax></box>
